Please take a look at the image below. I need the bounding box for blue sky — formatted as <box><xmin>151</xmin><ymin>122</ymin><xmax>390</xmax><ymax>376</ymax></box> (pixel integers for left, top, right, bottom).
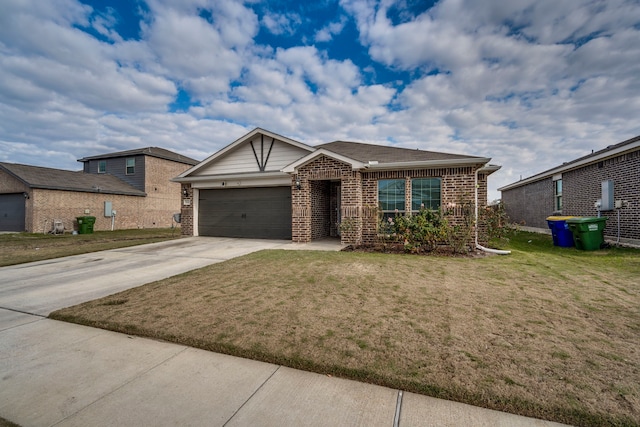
<box><xmin>1</xmin><ymin>0</ymin><xmax>640</xmax><ymax>201</ymax></box>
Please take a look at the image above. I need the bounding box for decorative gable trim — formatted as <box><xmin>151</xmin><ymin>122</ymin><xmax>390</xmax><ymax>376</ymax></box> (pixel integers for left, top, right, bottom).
<box><xmin>177</xmin><ymin>128</ymin><xmax>314</xmax><ymax>179</ymax></box>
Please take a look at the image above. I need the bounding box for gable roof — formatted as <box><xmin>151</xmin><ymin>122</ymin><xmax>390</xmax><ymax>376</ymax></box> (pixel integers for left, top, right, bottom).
<box><xmin>78</xmin><ymin>147</ymin><xmax>199</xmax><ymax>165</ymax></box>
<box><xmin>282</xmin><ymin>140</ymin><xmax>492</xmax><ymax>173</ymax></box>
<box><xmin>0</xmin><ymin>162</ymin><xmax>146</xmax><ymax>196</ymax></box>
<box><xmin>176</xmin><ymin>127</ymin><xmax>315</xmax><ymax>179</ymax></box>
<box><xmin>498</xmin><ymin>135</ymin><xmax>640</xmax><ymax>192</ymax></box>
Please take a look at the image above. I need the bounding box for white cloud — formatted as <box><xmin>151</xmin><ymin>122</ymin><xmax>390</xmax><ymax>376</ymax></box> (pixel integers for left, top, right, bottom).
<box><xmin>140</xmin><ymin>4</ymin><xmax>256</xmax><ymax>100</ymax></box>
<box><xmin>261</xmin><ymin>11</ymin><xmax>302</xmax><ymax>35</ymax></box>
<box><xmin>314</xmin><ymin>16</ymin><xmax>348</xmax><ymax>42</ymax></box>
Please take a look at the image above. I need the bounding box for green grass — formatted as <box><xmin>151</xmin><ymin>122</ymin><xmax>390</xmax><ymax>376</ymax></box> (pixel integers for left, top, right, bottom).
<box><xmin>0</xmin><ymin>228</ymin><xmax>180</xmax><ymax>267</ymax></box>
<box><xmin>50</xmin><ymin>231</ymin><xmax>640</xmax><ymax>426</ymax></box>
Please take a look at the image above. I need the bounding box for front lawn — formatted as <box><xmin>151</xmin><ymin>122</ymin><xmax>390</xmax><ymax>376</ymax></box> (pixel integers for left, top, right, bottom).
<box><xmin>50</xmin><ymin>232</ymin><xmax>640</xmax><ymax>426</ymax></box>
<box><xmin>0</xmin><ymin>228</ymin><xmax>180</xmax><ymax>267</ymax></box>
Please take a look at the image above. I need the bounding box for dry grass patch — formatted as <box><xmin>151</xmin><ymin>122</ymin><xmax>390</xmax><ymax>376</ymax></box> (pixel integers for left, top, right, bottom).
<box><xmin>0</xmin><ymin>229</ymin><xmax>179</xmax><ymax>266</ymax></box>
<box><xmin>51</xmin><ymin>233</ymin><xmax>640</xmax><ymax>426</ymax></box>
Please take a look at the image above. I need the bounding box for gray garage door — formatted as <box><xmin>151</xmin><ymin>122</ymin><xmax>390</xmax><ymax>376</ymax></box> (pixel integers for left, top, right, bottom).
<box><xmin>199</xmin><ymin>187</ymin><xmax>292</xmax><ymax>239</ymax></box>
<box><xmin>0</xmin><ymin>193</ymin><xmax>26</xmax><ymax>232</ymax></box>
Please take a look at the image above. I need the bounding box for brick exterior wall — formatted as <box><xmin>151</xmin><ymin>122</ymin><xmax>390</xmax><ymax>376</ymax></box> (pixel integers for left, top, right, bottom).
<box><xmin>563</xmin><ymin>149</ymin><xmax>640</xmax><ymax>241</ymax></box>
<box><xmin>502</xmin><ymin>177</ymin><xmax>555</xmax><ymax>228</ymax></box>
<box><xmin>502</xmin><ymin>148</ymin><xmax>639</xmax><ymax>242</ymax></box>
<box><xmin>292</xmin><ymin>155</ymin><xmax>356</xmax><ymax>243</ymax></box>
<box><xmin>361</xmin><ymin>167</ymin><xmax>487</xmax><ymax>246</ymax></box>
<box><xmin>27</xmin><ymin>189</ymin><xmax>145</xmax><ymax>233</ymax></box>
<box><xmin>143</xmin><ymin>156</ymin><xmax>189</xmax><ymax>228</ymax></box>
<box><xmin>310</xmin><ymin>180</ymin><xmax>330</xmax><ymax>239</ymax></box>
<box><xmin>290</xmin><ymin>156</ymin><xmax>489</xmax><ymax>246</ymax></box>
<box><xmin>180</xmin><ymin>185</ymin><xmax>194</xmax><ymax>236</ymax></box>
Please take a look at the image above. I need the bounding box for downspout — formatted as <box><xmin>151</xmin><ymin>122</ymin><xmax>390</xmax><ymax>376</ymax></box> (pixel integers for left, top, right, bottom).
<box><xmin>475</xmin><ymin>167</ymin><xmax>511</xmax><ymax>255</ymax></box>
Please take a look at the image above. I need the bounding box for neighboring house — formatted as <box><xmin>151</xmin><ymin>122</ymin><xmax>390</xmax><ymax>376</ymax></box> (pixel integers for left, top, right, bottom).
<box><xmin>499</xmin><ymin>135</ymin><xmax>640</xmax><ymax>245</ymax></box>
<box><xmin>0</xmin><ymin>147</ymin><xmax>198</xmax><ymax>233</ymax></box>
<box><xmin>174</xmin><ymin>128</ymin><xmax>501</xmax><ymax>246</ymax></box>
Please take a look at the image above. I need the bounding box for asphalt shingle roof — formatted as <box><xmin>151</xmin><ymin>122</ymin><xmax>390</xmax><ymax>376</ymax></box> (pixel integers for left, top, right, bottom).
<box><xmin>316</xmin><ymin>141</ymin><xmax>484</xmax><ymax>164</ymax></box>
<box><xmin>0</xmin><ymin>162</ymin><xmax>146</xmax><ymax>196</ymax></box>
<box><xmin>78</xmin><ymin>147</ymin><xmax>199</xmax><ymax>165</ymax></box>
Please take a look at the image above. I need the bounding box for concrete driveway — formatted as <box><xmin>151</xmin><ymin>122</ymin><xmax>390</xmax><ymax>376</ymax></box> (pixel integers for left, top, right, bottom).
<box><xmin>0</xmin><ymin>236</ymin><xmax>292</xmax><ymax>316</ymax></box>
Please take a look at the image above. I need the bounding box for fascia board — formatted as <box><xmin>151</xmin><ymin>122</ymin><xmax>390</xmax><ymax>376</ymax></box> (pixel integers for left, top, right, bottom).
<box><xmin>173</xmin><ymin>171</ymin><xmax>288</xmax><ymax>183</ymax></box>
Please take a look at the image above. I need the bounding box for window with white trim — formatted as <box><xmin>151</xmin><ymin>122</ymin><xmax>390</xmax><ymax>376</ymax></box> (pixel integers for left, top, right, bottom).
<box><xmin>126</xmin><ymin>157</ymin><xmax>135</xmax><ymax>175</ymax></box>
<box><xmin>554</xmin><ymin>179</ymin><xmax>562</xmax><ymax>211</ymax></box>
<box><xmin>98</xmin><ymin>160</ymin><xmax>106</xmax><ymax>174</ymax></box>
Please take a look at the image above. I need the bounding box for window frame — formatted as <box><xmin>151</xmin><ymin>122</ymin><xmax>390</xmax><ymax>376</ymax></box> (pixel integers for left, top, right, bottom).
<box><xmin>98</xmin><ymin>160</ymin><xmax>106</xmax><ymax>174</ymax></box>
<box><xmin>378</xmin><ymin>179</ymin><xmax>406</xmax><ymax>218</ymax></box>
<box><xmin>411</xmin><ymin>178</ymin><xmax>441</xmax><ymax>212</ymax></box>
<box><xmin>125</xmin><ymin>157</ymin><xmax>135</xmax><ymax>175</ymax></box>
<box><xmin>554</xmin><ymin>179</ymin><xmax>562</xmax><ymax>211</ymax></box>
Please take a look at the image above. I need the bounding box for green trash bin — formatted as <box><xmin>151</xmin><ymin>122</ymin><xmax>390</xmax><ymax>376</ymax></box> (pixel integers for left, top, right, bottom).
<box><xmin>84</xmin><ymin>216</ymin><xmax>96</xmax><ymax>234</ymax></box>
<box><xmin>566</xmin><ymin>217</ymin><xmax>608</xmax><ymax>250</ymax></box>
<box><xmin>76</xmin><ymin>216</ymin><xmax>96</xmax><ymax>234</ymax></box>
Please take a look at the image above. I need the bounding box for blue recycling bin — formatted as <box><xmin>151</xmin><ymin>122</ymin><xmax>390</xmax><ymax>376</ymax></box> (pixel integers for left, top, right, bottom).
<box><xmin>546</xmin><ymin>216</ymin><xmax>576</xmax><ymax>247</ymax></box>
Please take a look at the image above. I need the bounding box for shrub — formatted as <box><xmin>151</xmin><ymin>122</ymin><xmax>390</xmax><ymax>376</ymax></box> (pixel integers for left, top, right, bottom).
<box><xmin>480</xmin><ymin>201</ymin><xmax>516</xmax><ymax>244</ymax></box>
<box><xmin>393</xmin><ymin>208</ymin><xmax>449</xmax><ymax>253</ymax></box>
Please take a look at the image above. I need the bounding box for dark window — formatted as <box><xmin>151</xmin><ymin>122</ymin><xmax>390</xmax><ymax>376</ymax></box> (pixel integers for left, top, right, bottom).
<box><xmin>98</xmin><ymin>160</ymin><xmax>106</xmax><ymax>174</ymax></box>
<box><xmin>126</xmin><ymin>158</ymin><xmax>135</xmax><ymax>175</ymax></box>
<box><xmin>554</xmin><ymin>179</ymin><xmax>562</xmax><ymax>211</ymax></box>
<box><xmin>411</xmin><ymin>178</ymin><xmax>441</xmax><ymax>211</ymax></box>
<box><xmin>378</xmin><ymin>179</ymin><xmax>405</xmax><ymax>214</ymax></box>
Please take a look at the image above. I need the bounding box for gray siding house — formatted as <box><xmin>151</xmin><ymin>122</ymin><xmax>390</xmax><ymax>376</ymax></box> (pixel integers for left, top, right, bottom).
<box><xmin>499</xmin><ymin>135</ymin><xmax>640</xmax><ymax>245</ymax></box>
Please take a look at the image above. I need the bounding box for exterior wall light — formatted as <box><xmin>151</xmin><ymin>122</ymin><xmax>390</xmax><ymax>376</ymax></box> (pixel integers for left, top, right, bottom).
<box><xmin>295</xmin><ymin>178</ymin><xmax>301</xmax><ymax>190</ymax></box>
<box><xmin>182</xmin><ymin>188</ymin><xmax>188</xmax><ymax>197</ymax></box>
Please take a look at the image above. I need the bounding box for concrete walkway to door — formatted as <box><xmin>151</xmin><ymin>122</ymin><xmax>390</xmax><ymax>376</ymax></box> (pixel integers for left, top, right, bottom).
<box><xmin>0</xmin><ymin>237</ymin><xmax>567</xmax><ymax>427</ymax></box>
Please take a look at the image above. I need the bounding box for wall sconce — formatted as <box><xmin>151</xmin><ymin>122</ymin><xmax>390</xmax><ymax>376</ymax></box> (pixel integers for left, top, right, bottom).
<box><xmin>182</xmin><ymin>188</ymin><xmax>188</xmax><ymax>197</ymax></box>
<box><xmin>23</xmin><ymin>192</ymin><xmax>29</xmax><ymax>199</ymax></box>
<box><xmin>295</xmin><ymin>178</ymin><xmax>301</xmax><ymax>190</ymax></box>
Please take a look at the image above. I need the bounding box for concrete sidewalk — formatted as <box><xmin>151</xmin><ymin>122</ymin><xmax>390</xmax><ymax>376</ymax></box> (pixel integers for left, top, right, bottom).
<box><xmin>0</xmin><ymin>310</ymin><xmax>566</xmax><ymax>427</ymax></box>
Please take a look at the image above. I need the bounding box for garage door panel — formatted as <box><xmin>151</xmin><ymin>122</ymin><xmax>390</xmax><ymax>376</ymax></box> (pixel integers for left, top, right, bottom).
<box><xmin>0</xmin><ymin>193</ymin><xmax>26</xmax><ymax>232</ymax></box>
<box><xmin>199</xmin><ymin>187</ymin><xmax>291</xmax><ymax>239</ymax></box>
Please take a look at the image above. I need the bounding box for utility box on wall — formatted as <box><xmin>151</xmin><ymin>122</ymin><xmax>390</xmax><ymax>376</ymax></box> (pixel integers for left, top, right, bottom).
<box><xmin>104</xmin><ymin>201</ymin><xmax>113</xmax><ymax>217</ymax></box>
<box><xmin>601</xmin><ymin>180</ymin><xmax>614</xmax><ymax>211</ymax></box>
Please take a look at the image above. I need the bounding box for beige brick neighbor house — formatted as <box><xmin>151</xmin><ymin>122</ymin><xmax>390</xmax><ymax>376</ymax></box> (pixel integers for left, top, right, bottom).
<box><xmin>0</xmin><ymin>147</ymin><xmax>198</xmax><ymax>233</ymax></box>
<box><xmin>174</xmin><ymin>128</ymin><xmax>501</xmax><ymax>247</ymax></box>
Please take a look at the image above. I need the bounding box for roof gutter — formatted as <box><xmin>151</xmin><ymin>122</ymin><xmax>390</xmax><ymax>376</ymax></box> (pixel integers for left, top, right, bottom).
<box><xmin>362</xmin><ymin>157</ymin><xmax>491</xmax><ymax>171</ymax></box>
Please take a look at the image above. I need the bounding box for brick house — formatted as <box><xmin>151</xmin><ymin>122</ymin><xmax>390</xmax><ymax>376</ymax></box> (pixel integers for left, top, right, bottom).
<box><xmin>499</xmin><ymin>135</ymin><xmax>640</xmax><ymax>245</ymax></box>
<box><xmin>174</xmin><ymin>128</ymin><xmax>501</xmax><ymax>247</ymax></box>
<box><xmin>0</xmin><ymin>147</ymin><xmax>197</xmax><ymax>233</ymax></box>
